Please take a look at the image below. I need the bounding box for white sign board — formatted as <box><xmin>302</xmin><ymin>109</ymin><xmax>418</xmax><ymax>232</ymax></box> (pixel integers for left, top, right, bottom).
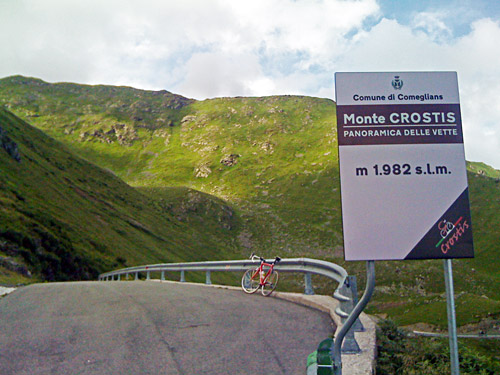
<box><xmin>335</xmin><ymin>72</ymin><xmax>474</xmax><ymax>261</ymax></box>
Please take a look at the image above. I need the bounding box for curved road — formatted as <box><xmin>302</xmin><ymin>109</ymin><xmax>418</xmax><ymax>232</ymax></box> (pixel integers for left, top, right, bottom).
<box><xmin>0</xmin><ymin>281</ymin><xmax>333</xmax><ymax>375</ymax></box>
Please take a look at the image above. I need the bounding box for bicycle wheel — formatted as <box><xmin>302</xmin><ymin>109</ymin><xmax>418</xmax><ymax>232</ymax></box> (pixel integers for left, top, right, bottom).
<box><xmin>261</xmin><ymin>270</ymin><xmax>278</xmax><ymax>296</ymax></box>
<box><xmin>241</xmin><ymin>268</ymin><xmax>260</xmax><ymax>294</ymax></box>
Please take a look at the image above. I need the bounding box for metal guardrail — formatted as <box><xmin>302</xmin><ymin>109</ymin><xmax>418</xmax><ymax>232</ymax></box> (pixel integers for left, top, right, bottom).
<box><xmin>412</xmin><ymin>331</ymin><xmax>500</xmax><ymax>339</ymax></box>
<box><xmin>98</xmin><ymin>257</ymin><xmax>366</xmax><ymax>373</ymax></box>
<box><xmin>99</xmin><ymin>257</ymin><xmax>348</xmax><ymax>286</ymax></box>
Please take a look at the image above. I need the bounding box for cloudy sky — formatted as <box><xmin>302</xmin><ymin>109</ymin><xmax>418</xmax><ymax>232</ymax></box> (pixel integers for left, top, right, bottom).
<box><xmin>1</xmin><ymin>0</ymin><xmax>499</xmax><ymax>169</ymax></box>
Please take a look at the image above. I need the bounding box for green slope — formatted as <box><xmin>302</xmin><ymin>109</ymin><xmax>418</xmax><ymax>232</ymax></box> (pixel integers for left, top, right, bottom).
<box><xmin>467</xmin><ymin>161</ymin><xmax>500</xmax><ymax>179</ymax></box>
<box><xmin>1</xmin><ymin>76</ymin><xmax>499</xmax><ymax>334</ymax></box>
<box><xmin>0</xmin><ymin>77</ymin><xmax>342</xmax><ymax>258</ymax></box>
<box><xmin>0</xmin><ymin>107</ymin><xmax>239</xmax><ymax>285</ymax></box>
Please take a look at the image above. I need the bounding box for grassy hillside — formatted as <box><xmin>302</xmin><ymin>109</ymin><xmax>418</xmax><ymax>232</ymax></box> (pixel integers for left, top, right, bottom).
<box><xmin>467</xmin><ymin>161</ymin><xmax>500</xmax><ymax>179</ymax></box>
<box><xmin>0</xmin><ymin>78</ymin><xmax>342</xmax><ymax>258</ymax></box>
<box><xmin>1</xmin><ymin>76</ymin><xmax>499</xmax><ymax>337</ymax></box>
<box><xmin>0</xmin><ymin>107</ymin><xmax>240</xmax><ymax>285</ymax></box>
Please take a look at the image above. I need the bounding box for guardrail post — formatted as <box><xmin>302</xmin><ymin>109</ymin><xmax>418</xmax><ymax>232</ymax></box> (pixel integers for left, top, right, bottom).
<box><xmin>304</xmin><ymin>273</ymin><xmax>315</xmax><ymax>295</ymax></box>
<box><xmin>161</xmin><ymin>270</ymin><xmax>165</xmax><ymax>281</ymax></box>
<box><xmin>333</xmin><ymin>261</ymin><xmax>375</xmax><ymax>374</ymax></box>
<box><xmin>146</xmin><ymin>270</ymin><xmax>151</xmax><ymax>280</ymax></box>
<box><xmin>135</xmin><ymin>272</ymin><xmax>139</xmax><ymax>281</ymax></box>
<box><xmin>347</xmin><ymin>276</ymin><xmax>364</xmax><ymax>332</ymax></box>
<box><xmin>333</xmin><ymin>276</ymin><xmax>362</xmax><ymax>354</ymax></box>
<box><xmin>125</xmin><ymin>273</ymin><xmax>129</xmax><ymax>280</ymax></box>
<box><xmin>117</xmin><ymin>274</ymin><xmax>121</xmax><ymax>281</ymax></box>
<box><xmin>206</xmin><ymin>270</ymin><xmax>212</xmax><ymax>285</ymax></box>
<box><xmin>180</xmin><ymin>270</ymin><xmax>186</xmax><ymax>282</ymax></box>
<box><xmin>341</xmin><ymin>322</ymin><xmax>361</xmax><ymax>354</ymax></box>
<box><xmin>336</xmin><ymin>276</ymin><xmax>364</xmax><ymax>332</ymax></box>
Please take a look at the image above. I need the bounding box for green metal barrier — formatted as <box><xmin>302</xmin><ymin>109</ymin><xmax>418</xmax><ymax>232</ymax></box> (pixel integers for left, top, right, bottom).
<box><xmin>307</xmin><ymin>338</ymin><xmax>334</xmax><ymax>375</ymax></box>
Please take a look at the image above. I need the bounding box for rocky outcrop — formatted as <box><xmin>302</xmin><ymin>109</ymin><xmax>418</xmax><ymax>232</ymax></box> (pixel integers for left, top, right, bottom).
<box><xmin>0</xmin><ymin>256</ymin><xmax>31</xmax><ymax>277</ymax></box>
<box><xmin>220</xmin><ymin>154</ymin><xmax>240</xmax><ymax>167</ymax></box>
<box><xmin>0</xmin><ymin>125</ymin><xmax>21</xmax><ymax>162</ymax></box>
<box><xmin>194</xmin><ymin>164</ymin><xmax>212</xmax><ymax>178</ymax></box>
<box><xmin>79</xmin><ymin>123</ymin><xmax>138</xmax><ymax>146</ymax></box>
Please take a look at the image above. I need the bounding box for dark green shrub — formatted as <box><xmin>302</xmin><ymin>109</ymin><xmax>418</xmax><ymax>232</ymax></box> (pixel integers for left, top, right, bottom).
<box><xmin>376</xmin><ymin>319</ymin><xmax>500</xmax><ymax>375</ymax></box>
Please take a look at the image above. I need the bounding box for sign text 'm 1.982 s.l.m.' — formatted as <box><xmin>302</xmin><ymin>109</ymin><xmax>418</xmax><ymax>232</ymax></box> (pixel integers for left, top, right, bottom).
<box><xmin>335</xmin><ymin>72</ymin><xmax>474</xmax><ymax>261</ymax></box>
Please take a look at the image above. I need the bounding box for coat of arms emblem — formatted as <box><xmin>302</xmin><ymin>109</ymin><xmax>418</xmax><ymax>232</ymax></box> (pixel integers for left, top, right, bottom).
<box><xmin>392</xmin><ymin>76</ymin><xmax>403</xmax><ymax>90</ymax></box>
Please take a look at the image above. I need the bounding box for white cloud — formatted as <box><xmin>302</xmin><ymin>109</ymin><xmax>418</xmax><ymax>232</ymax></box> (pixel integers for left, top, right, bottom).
<box><xmin>336</xmin><ymin>18</ymin><xmax>446</xmax><ymax>71</ymax></box>
<box><xmin>0</xmin><ymin>0</ymin><xmax>381</xmax><ymax>93</ymax></box>
<box><xmin>411</xmin><ymin>12</ymin><xmax>453</xmax><ymax>43</ymax></box>
<box><xmin>453</xmin><ymin>19</ymin><xmax>500</xmax><ymax>169</ymax></box>
<box><xmin>176</xmin><ymin>52</ymin><xmax>264</xmax><ymax>98</ymax></box>
<box><xmin>171</xmin><ymin>0</ymin><xmax>380</xmax><ymax>97</ymax></box>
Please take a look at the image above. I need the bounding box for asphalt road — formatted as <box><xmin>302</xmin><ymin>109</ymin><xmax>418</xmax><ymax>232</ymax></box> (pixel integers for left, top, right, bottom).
<box><xmin>0</xmin><ymin>281</ymin><xmax>334</xmax><ymax>375</ymax></box>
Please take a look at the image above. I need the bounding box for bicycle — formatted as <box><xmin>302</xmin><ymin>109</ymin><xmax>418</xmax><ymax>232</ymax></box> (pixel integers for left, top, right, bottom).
<box><xmin>241</xmin><ymin>253</ymin><xmax>281</xmax><ymax>296</ymax></box>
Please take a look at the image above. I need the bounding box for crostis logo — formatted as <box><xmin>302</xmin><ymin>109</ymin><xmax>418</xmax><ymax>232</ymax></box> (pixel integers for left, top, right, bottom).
<box><xmin>435</xmin><ymin>217</ymin><xmax>470</xmax><ymax>254</ymax></box>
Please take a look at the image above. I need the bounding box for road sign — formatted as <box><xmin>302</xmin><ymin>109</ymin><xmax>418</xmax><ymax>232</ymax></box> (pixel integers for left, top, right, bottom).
<box><xmin>335</xmin><ymin>72</ymin><xmax>474</xmax><ymax>261</ymax></box>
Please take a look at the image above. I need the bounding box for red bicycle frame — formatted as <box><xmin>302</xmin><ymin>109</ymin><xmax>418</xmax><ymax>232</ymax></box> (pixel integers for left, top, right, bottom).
<box><xmin>249</xmin><ymin>255</ymin><xmax>279</xmax><ymax>286</ymax></box>
<box><xmin>252</xmin><ymin>260</ymin><xmax>275</xmax><ymax>286</ymax></box>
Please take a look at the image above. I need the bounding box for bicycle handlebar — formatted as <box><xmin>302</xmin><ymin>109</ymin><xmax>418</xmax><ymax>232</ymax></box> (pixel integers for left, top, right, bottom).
<box><xmin>249</xmin><ymin>253</ymin><xmax>281</xmax><ymax>264</ymax></box>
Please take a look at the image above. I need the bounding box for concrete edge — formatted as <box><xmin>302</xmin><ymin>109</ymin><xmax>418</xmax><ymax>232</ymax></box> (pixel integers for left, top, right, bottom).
<box><xmin>0</xmin><ymin>286</ymin><xmax>16</xmax><ymax>297</ymax></box>
<box><xmin>147</xmin><ymin>279</ymin><xmax>376</xmax><ymax>375</ymax></box>
<box><xmin>272</xmin><ymin>292</ymin><xmax>376</xmax><ymax>375</ymax></box>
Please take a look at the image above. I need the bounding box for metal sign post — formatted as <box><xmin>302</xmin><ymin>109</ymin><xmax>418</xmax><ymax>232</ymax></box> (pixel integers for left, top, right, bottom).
<box><xmin>444</xmin><ymin>259</ymin><xmax>460</xmax><ymax>375</ymax></box>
